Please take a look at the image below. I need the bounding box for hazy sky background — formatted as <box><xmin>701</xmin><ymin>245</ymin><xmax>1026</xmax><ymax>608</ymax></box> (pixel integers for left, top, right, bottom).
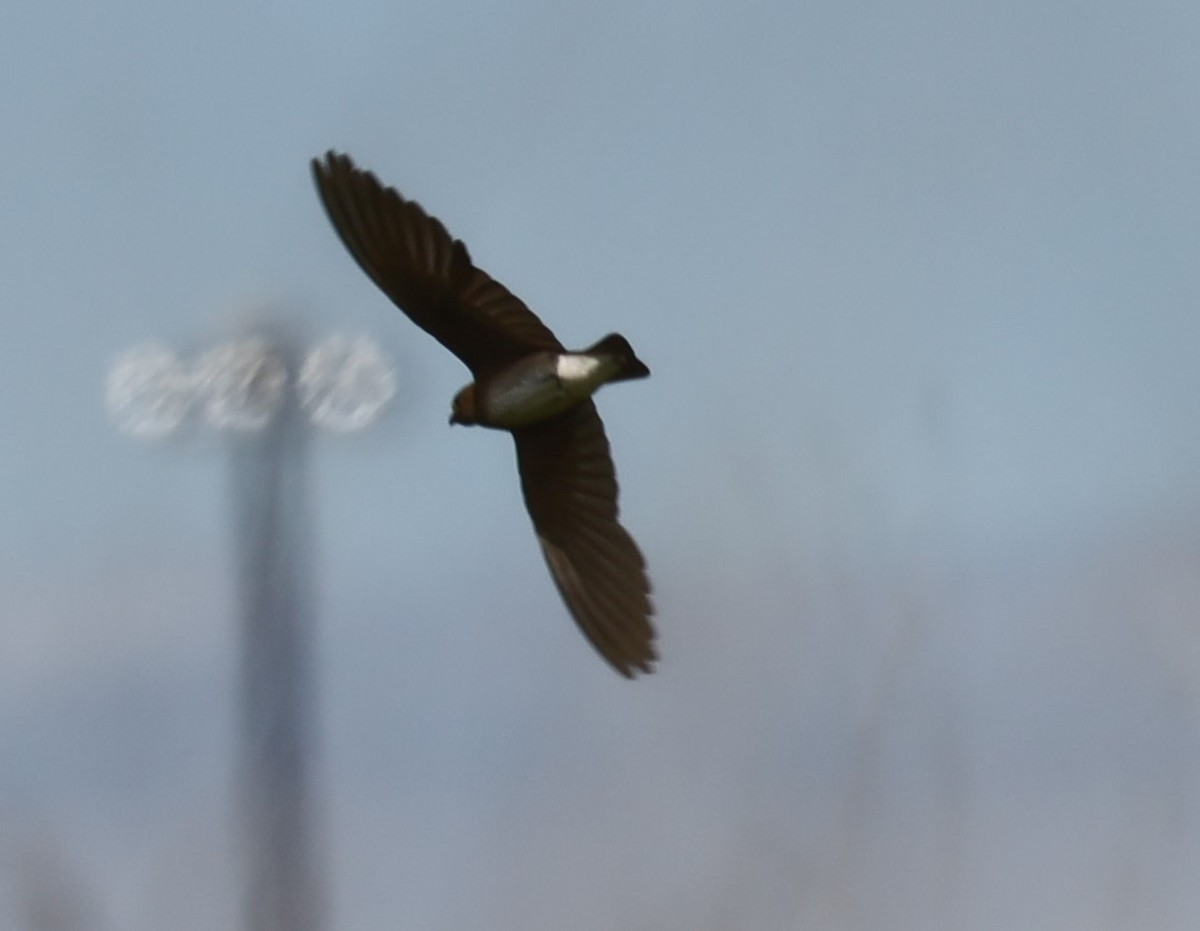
<box><xmin>3</xmin><ymin>1</ymin><xmax>1200</xmax><ymax>928</ymax></box>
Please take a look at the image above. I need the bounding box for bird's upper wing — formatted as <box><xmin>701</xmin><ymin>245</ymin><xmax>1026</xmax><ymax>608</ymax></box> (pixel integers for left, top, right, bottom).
<box><xmin>513</xmin><ymin>402</ymin><xmax>655</xmax><ymax>677</ymax></box>
<box><xmin>312</xmin><ymin>151</ymin><xmax>563</xmax><ymax>377</ymax></box>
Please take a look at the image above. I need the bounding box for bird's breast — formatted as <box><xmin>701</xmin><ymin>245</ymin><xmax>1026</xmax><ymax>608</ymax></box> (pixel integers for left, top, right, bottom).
<box><xmin>477</xmin><ymin>352</ymin><xmax>617</xmax><ymax>429</ymax></box>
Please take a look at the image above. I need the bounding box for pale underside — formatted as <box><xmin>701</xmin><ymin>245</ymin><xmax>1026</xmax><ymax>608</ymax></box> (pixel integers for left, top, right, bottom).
<box><xmin>478</xmin><ymin>352</ymin><xmax>622</xmax><ymax>430</ymax></box>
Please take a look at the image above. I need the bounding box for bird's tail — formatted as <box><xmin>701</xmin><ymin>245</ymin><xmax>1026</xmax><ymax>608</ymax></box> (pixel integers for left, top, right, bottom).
<box><xmin>587</xmin><ymin>333</ymin><xmax>650</xmax><ymax>382</ymax></box>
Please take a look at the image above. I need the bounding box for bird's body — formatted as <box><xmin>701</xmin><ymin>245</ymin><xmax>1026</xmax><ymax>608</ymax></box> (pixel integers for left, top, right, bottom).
<box><xmin>454</xmin><ymin>335</ymin><xmax>648</xmax><ymax>429</ymax></box>
<box><xmin>311</xmin><ymin>151</ymin><xmax>656</xmax><ymax>677</ymax></box>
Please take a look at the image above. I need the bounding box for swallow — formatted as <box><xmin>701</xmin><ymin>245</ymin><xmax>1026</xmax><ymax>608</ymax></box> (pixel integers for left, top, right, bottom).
<box><xmin>311</xmin><ymin>151</ymin><xmax>656</xmax><ymax>677</ymax></box>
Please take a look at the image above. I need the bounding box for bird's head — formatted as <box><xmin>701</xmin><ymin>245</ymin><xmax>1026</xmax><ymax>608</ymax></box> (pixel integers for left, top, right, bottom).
<box><xmin>449</xmin><ymin>384</ymin><xmax>478</xmax><ymax>426</ymax></box>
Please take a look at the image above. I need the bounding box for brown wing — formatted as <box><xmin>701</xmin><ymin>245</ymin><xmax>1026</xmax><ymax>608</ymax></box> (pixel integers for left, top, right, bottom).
<box><xmin>513</xmin><ymin>402</ymin><xmax>656</xmax><ymax>677</ymax></box>
<box><xmin>311</xmin><ymin>151</ymin><xmax>563</xmax><ymax>377</ymax></box>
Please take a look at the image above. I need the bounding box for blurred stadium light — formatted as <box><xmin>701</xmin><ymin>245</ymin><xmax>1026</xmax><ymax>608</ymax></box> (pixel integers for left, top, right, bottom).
<box><xmin>106</xmin><ymin>327</ymin><xmax>395</xmax><ymax>931</ymax></box>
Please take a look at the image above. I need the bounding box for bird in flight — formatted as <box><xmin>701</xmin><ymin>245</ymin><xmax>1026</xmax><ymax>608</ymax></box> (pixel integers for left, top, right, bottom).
<box><xmin>311</xmin><ymin>151</ymin><xmax>656</xmax><ymax>677</ymax></box>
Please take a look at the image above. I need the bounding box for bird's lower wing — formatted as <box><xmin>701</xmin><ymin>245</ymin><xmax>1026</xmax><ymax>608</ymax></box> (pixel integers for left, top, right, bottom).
<box><xmin>513</xmin><ymin>402</ymin><xmax>655</xmax><ymax>677</ymax></box>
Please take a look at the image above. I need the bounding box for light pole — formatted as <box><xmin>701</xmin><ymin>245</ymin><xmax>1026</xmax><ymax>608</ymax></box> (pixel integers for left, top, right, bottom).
<box><xmin>106</xmin><ymin>327</ymin><xmax>396</xmax><ymax>931</ymax></box>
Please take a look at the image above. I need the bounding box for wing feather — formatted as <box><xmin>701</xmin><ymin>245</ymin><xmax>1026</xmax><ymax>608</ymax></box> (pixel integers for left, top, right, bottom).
<box><xmin>514</xmin><ymin>402</ymin><xmax>655</xmax><ymax>676</ymax></box>
<box><xmin>312</xmin><ymin>151</ymin><xmax>562</xmax><ymax>376</ymax></box>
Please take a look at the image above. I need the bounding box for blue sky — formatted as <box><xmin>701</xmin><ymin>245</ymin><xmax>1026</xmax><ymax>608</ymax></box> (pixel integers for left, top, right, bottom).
<box><xmin>3</xmin><ymin>1</ymin><xmax>1200</xmax><ymax>928</ymax></box>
